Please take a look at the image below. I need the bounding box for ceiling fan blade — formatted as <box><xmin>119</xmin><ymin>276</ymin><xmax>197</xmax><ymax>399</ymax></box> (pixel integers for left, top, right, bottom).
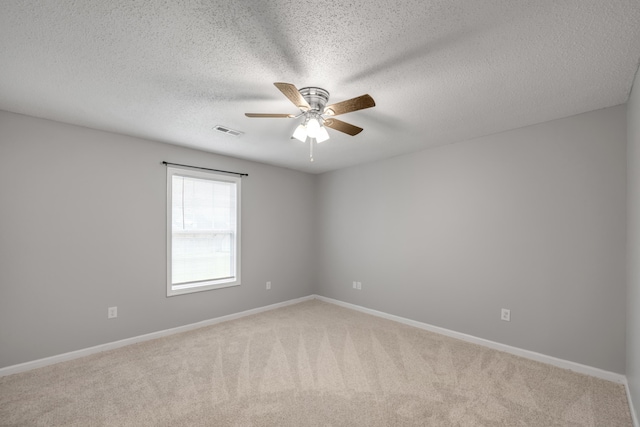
<box><xmin>245</xmin><ymin>113</ymin><xmax>295</xmax><ymax>118</ymax></box>
<box><xmin>323</xmin><ymin>118</ymin><xmax>363</xmax><ymax>136</ymax></box>
<box><xmin>324</xmin><ymin>94</ymin><xmax>375</xmax><ymax>116</ymax></box>
<box><xmin>274</xmin><ymin>82</ymin><xmax>310</xmax><ymax>111</ymax></box>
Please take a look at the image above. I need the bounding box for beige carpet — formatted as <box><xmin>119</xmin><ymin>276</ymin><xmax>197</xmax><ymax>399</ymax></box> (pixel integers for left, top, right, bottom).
<box><xmin>0</xmin><ymin>299</ymin><xmax>632</xmax><ymax>426</ymax></box>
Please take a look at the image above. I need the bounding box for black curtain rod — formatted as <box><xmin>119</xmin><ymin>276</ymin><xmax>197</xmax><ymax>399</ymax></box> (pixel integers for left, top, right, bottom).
<box><xmin>162</xmin><ymin>161</ymin><xmax>248</xmax><ymax>177</ymax></box>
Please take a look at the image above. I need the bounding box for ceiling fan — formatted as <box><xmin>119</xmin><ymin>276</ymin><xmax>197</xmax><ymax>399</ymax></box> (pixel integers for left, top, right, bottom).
<box><xmin>245</xmin><ymin>82</ymin><xmax>375</xmax><ymax>161</ymax></box>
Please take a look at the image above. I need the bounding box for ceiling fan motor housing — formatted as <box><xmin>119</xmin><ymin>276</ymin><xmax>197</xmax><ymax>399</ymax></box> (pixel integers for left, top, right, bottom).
<box><xmin>299</xmin><ymin>87</ymin><xmax>329</xmax><ymax>113</ymax></box>
<box><xmin>245</xmin><ymin>82</ymin><xmax>370</xmax><ymax>137</ymax></box>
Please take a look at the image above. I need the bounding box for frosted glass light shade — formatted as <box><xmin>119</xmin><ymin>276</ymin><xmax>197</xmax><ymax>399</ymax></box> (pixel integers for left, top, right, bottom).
<box><xmin>315</xmin><ymin>126</ymin><xmax>330</xmax><ymax>143</ymax></box>
<box><xmin>306</xmin><ymin>118</ymin><xmax>320</xmax><ymax>138</ymax></box>
<box><xmin>292</xmin><ymin>124</ymin><xmax>307</xmax><ymax>142</ymax></box>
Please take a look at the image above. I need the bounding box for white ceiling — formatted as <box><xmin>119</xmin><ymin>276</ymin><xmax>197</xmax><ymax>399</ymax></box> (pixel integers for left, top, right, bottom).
<box><xmin>1</xmin><ymin>1</ymin><xmax>640</xmax><ymax>174</ymax></box>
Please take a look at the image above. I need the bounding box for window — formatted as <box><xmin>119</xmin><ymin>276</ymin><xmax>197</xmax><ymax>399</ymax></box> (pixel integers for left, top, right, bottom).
<box><xmin>166</xmin><ymin>166</ymin><xmax>241</xmax><ymax>296</ymax></box>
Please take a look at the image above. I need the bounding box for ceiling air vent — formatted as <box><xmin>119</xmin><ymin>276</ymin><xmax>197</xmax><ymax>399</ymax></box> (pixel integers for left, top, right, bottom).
<box><xmin>214</xmin><ymin>125</ymin><xmax>243</xmax><ymax>137</ymax></box>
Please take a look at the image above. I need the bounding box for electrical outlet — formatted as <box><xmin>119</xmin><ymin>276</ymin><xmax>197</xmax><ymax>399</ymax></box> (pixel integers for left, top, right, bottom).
<box><xmin>266</xmin><ymin>281</ymin><xmax>271</xmax><ymax>290</ymax></box>
<box><xmin>108</xmin><ymin>306</ymin><xmax>117</xmax><ymax>319</ymax></box>
<box><xmin>353</xmin><ymin>281</ymin><xmax>357</xmax><ymax>289</ymax></box>
<box><xmin>501</xmin><ymin>308</ymin><xmax>510</xmax><ymax>322</ymax></box>
<box><xmin>357</xmin><ymin>282</ymin><xmax>362</xmax><ymax>290</ymax></box>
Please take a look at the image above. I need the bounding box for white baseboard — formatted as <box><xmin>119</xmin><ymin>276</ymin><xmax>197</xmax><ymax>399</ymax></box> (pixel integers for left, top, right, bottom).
<box><xmin>2</xmin><ymin>292</ymin><xmax>636</xmax><ymax>424</ymax></box>
<box><xmin>0</xmin><ymin>295</ymin><xmax>314</xmax><ymax>377</ymax></box>
<box><xmin>0</xmin><ymin>293</ymin><xmax>629</xmax><ymax>388</ymax></box>
<box><xmin>313</xmin><ymin>295</ymin><xmax>628</xmax><ymax>385</ymax></box>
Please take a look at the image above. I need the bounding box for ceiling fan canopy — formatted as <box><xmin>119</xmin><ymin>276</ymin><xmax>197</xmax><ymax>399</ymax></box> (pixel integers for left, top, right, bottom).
<box><xmin>245</xmin><ymin>82</ymin><xmax>375</xmax><ymax>161</ymax></box>
<box><xmin>298</xmin><ymin>86</ymin><xmax>330</xmax><ymax>113</ymax></box>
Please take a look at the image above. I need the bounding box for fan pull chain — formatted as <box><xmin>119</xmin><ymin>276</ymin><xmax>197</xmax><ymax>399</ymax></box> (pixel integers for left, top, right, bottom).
<box><xmin>309</xmin><ymin>138</ymin><xmax>314</xmax><ymax>162</ymax></box>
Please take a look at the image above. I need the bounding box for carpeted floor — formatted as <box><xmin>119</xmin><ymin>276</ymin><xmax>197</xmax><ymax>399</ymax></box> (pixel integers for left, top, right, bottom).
<box><xmin>0</xmin><ymin>299</ymin><xmax>633</xmax><ymax>426</ymax></box>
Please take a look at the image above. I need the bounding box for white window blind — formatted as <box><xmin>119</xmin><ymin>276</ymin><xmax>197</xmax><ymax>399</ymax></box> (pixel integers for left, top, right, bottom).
<box><xmin>167</xmin><ymin>166</ymin><xmax>240</xmax><ymax>296</ymax></box>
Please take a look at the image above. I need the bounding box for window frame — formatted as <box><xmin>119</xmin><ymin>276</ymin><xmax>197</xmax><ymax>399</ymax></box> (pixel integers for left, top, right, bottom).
<box><xmin>166</xmin><ymin>166</ymin><xmax>241</xmax><ymax>297</ymax></box>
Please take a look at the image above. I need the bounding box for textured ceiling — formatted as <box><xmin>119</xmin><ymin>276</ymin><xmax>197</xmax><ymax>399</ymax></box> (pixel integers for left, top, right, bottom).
<box><xmin>1</xmin><ymin>1</ymin><xmax>640</xmax><ymax>173</ymax></box>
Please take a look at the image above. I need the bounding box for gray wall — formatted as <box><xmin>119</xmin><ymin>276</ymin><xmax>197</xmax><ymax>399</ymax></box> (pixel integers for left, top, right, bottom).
<box><xmin>316</xmin><ymin>105</ymin><xmax>627</xmax><ymax>373</ymax></box>
<box><xmin>628</xmin><ymin>67</ymin><xmax>640</xmax><ymax>420</ymax></box>
<box><xmin>0</xmin><ymin>110</ymin><xmax>316</xmax><ymax>368</ymax></box>
<box><xmin>0</xmin><ymin>103</ymin><xmax>631</xmax><ymax>379</ymax></box>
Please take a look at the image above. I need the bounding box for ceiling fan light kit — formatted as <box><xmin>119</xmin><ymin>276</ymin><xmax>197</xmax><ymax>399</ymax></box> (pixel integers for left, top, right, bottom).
<box><xmin>246</xmin><ymin>82</ymin><xmax>375</xmax><ymax>162</ymax></box>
